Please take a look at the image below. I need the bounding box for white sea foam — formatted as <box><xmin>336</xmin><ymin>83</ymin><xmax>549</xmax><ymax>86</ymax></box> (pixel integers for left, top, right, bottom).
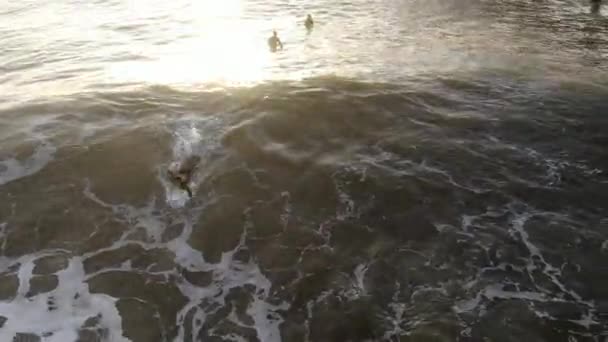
<box><xmin>353</xmin><ymin>263</ymin><xmax>369</xmax><ymax>295</ymax></box>
<box><xmin>0</xmin><ymin>141</ymin><xmax>56</xmax><ymax>186</ymax></box>
<box><xmin>174</xmin><ymin>244</ymin><xmax>289</xmax><ymax>342</ymax></box>
<box><xmin>82</xmin><ymin>180</ymin><xmax>289</xmax><ymax>342</ymax></box>
<box><xmin>381</xmin><ymin>282</ymin><xmax>407</xmax><ymax>340</ymax></box>
<box><xmin>0</xmin><ymin>255</ymin><xmax>129</xmax><ymax>342</ymax></box>
<box><xmin>453</xmin><ymin>204</ymin><xmax>600</xmax><ymax>332</ymax></box>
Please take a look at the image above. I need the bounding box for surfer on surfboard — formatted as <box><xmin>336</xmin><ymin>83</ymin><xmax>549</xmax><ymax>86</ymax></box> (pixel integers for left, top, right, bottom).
<box><xmin>167</xmin><ymin>155</ymin><xmax>200</xmax><ymax>198</ymax></box>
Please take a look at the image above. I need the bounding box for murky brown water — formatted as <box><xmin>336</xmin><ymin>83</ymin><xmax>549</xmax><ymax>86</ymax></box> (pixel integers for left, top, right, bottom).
<box><xmin>1</xmin><ymin>0</ymin><xmax>608</xmax><ymax>341</ymax></box>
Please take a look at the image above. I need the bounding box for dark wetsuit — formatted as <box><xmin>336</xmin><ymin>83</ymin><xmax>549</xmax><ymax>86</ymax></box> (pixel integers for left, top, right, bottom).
<box><xmin>168</xmin><ymin>156</ymin><xmax>200</xmax><ymax>198</ymax></box>
<box><xmin>591</xmin><ymin>0</ymin><xmax>602</xmax><ymax>13</ymax></box>
<box><xmin>268</xmin><ymin>35</ymin><xmax>283</xmax><ymax>52</ymax></box>
<box><xmin>305</xmin><ymin>16</ymin><xmax>314</xmax><ymax>31</ymax></box>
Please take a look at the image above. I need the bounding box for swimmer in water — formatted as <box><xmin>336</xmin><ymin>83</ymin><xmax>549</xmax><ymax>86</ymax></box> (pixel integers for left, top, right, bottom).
<box><xmin>267</xmin><ymin>30</ymin><xmax>283</xmax><ymax>52</ymax></box>
<box><xmin>591</xmin><ymin>0</ymin><xmax>602</xmax><ymax>14</ymax></box>
<box><xmin>167</xmin><ymin>155</ymin><xmax>200</xmax><ymax>198</ymax></box>
<box><xmin>305</xmin><ymin>14</ymin><xmax>314</xmax><ymax>31</ymax></box>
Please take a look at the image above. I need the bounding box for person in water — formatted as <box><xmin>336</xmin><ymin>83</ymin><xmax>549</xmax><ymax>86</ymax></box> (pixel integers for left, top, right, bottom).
<box><xmin>591</xmin><ymin>0</ymin><xmax>602</xmax><ymax>14</ymax></box>
<box><xmin>268</xmin><ymin>30</ymin><xmax>283</xmax><ymax>52</ymax></box>
<box><xmin>167</xmin><ymin>155</ymin><xmax>200</xmax><ymax>198</ymax></box>
<box><xmin>305</xmin><ymin>14</ymin><xmax>314</xmax><ymax>31</ymax></box>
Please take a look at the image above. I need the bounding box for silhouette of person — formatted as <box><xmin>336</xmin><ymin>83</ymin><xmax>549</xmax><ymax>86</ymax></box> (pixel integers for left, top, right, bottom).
<box><xmin>591</xmin><ymin>0</ymin><xmax>602</xmax><ymax>14</ymax></box>
<box><xmin>268</xmin><ymin>30</ymin><xmax>283</xmax><ymax>52</ymax></box>
<box><xmin>305</xmin><ymin>14</ymin><xmax>314</xmax><ymax>31</ymax></box>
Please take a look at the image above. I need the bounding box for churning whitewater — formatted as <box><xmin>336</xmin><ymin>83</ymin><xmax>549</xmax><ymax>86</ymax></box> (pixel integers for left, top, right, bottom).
<box><xmin>1</xmin><ymin>0</ymin><xmax>607</xmax><ymax>341</ymax></box>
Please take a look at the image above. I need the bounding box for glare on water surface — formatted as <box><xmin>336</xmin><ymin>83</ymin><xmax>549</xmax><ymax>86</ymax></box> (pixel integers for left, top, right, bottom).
<box><xmin>109</xmin><ymin>0</ymin><xmax>279</xmax><ymax>86</ymax></box>
<box><xmin>1</xmin><ymin>0</ymin><xmax>606</xmax><ymax>99</ymax></box>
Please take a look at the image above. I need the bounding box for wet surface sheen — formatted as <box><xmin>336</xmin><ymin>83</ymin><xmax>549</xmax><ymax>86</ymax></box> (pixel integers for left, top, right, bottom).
<box><xmin>0</xmin><ymin>0</ymin><xmax>607</xmax><ymax>341</ymax></box>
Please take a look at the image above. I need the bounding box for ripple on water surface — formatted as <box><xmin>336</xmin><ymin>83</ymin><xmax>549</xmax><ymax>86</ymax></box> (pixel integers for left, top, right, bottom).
<box><xmin>0</xmin><ymin>0</ymin><xmax>608</xmax><ymax>340</ymax></box>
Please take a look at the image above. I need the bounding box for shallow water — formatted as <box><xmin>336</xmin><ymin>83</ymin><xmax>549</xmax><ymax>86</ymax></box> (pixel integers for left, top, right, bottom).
<box><xmin>1</xmin><ymin>0</ymin><xmax>607</xmax><ymax>341</ymax></box>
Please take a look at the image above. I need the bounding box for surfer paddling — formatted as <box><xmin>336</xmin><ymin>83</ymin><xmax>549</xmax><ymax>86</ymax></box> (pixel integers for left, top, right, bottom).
<box><xmin>167</xmin><ymin>155</ymin><xmax>200</xmax><ymax>198</ymax></box>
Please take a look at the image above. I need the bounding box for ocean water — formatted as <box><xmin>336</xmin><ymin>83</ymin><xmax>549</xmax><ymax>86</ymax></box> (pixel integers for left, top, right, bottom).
<box><xmin>1</xmin><ymin>0</ymin><xmax>607</xmax><ymax>341</ymax></box>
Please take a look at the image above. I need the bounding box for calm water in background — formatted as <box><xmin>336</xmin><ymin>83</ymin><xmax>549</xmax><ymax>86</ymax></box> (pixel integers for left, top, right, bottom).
<box><xmin>1</xmin><ymin>0</ymin><xmax>608</xmax><ymax>341</ymax></box>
